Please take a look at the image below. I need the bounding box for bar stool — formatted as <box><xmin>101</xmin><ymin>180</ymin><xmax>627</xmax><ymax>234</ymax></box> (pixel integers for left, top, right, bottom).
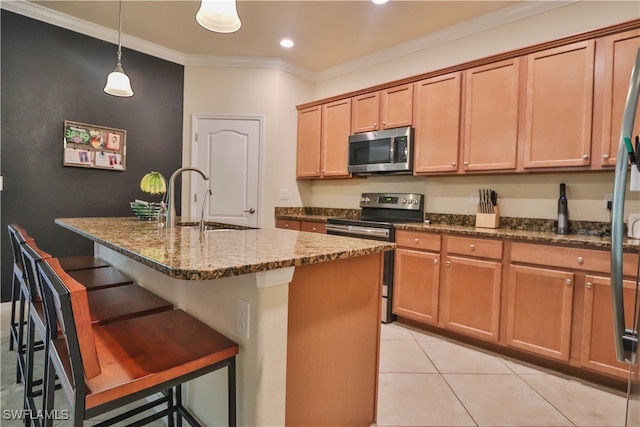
<box><xmin>38</xmin><ymin>257</ymin><xmax>239</xmax><ymax>427</ymax></box>
<box><xmin>20</xmin><ymin>244</ymin><xmax>174</xmax><ymax>426</ymax></box>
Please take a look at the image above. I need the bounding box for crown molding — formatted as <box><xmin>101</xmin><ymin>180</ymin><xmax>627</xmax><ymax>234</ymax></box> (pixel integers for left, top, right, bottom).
<box><xmin>2</xmin><ymin>0</ymin><xmax>576</xmax><ymax>82</ymax></box>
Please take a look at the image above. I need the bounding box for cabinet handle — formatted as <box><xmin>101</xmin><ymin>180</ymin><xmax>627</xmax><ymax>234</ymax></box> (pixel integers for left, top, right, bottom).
<box><xmin>586</xmin><ymin>282</ymin><xmax>593</xmax><ymax>289</ymax></box>
<box><xmin>446</xmin><ymin>261</ymin><xmax>451</xmax><ymax>267</ymax></box>
<box><xmin>463</xmin><ymin>161</ymin><xmax>469</xmax><ymax>166</ymax></box>
<box><xmin>322</xmin><ymin>169</ymin><xmax>325</xmax><ymax>173</ymax></box>
<box><xmin>315</xmin><ymin>170</ymin><xmax>319</xmax><ymax>174</ymax></box>
<box><xmin>469</xmin><ymin>244</ymin><xmax>475</xmax><ymax>251</ymax></box>
<box><xmin>414</xmin><ymin>238</ymin><xmax>420</xmax><ymax>244</ymax></box>
<box><xmin>603</xmin><ymin>154</ymin><xmax>609</xmax><ymax>160</ymax></box>
<box><xmin>583</xmin><ymin>154</ymin><xmax>589</xmax><ymax>160</ymax></box>
<box><xmin>284</xmin><ymin>223</ymin><xmax>289</xmax><ymax>228</ymax></box>
<box><xmin>451</xmin><ymin>161</ymin><xmax>456</xmax><ymax>167</ymax></box>
<box><xmin>312</xmin><ymin>227</ymin><xmax>317</xmax><ymax>231</ymax></box>
<box><xmin>373</xmin><ymin>122</ymin><xmax>378</xmax><ymax>127</ymax></box>
<box><xmin>577</xmin><ymin>256</ymin><xmax>584</xmax><ymax>265</ymax></box>
<box><xmin>565</xmin><ymin>279</ymin><xmax>572</xmax><ymax>285</ymax></box>
<box><xmin>433</xmin><ymin>259</ymin><xmax>439</xmax><ymax>264</ymax></box>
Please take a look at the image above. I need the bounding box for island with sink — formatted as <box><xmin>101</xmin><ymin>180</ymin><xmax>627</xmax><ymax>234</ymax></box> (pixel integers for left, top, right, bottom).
<box><xmin>55</xmin><ymin>217</ymin><xmax>394</xmax><ymax>427</ymax></box>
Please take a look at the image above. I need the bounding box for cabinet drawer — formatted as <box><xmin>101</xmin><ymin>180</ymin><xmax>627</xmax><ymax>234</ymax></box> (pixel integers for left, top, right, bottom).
<box><xmin>447</xmin><ymin>236</ymin><xmax>503</xmax><ymax>260</ymax></box>
<box><xmin>300</xmin><ymin>221</ymin><xmax>326</xmax><ymax>234</ymax></box>
<box><xmin>511</xmin><ymin>242</ymin><xmax>638</xmax><ymax>275</ymax></box>
<box><xmin>395</xmin><ymin>230</ymin><xmax>441</xmax><ymax>252</ymax></box>
<box><xmin>276</xmin><ymin>219</ymin><xmax>301</xmax><ymax>230</ymax></box>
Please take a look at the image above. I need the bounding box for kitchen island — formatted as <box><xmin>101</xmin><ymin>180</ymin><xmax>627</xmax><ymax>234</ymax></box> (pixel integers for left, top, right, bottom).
<box><xmin>55</xmin><ymin>217</ymin><xmax>394</xmax><ymax>427</ymax></box>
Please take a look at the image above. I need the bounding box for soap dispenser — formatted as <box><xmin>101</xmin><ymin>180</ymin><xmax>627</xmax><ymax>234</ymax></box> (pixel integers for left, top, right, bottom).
<box><xmin>557</xmin><ymin>183</ymin><xmax>569</xmax><ymax>234</ymax></box>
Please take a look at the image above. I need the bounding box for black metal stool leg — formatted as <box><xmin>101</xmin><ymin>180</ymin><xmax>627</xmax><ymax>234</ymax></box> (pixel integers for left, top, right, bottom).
<box><xmin>9</xmin><ymin>275</ymin><xmax>18</xmax><ymax>351</ymax></box>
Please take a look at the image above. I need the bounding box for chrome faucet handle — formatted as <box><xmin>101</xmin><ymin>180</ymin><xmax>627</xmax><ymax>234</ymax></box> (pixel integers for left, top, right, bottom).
<box><xmin>199</xmin><ymin>189</ymin><xmax>213</xmax><ymax>233</ymax></box>
<box><xmin>157</xmin><ymin>201</ymin><xmax>167</xmax><ymax>228</ymax></box>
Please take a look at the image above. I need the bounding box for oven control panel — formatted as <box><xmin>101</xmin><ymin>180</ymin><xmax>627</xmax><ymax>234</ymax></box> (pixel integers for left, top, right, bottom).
<box><xmin>360</xmin><ymin>192</ymin><xmax>424</xmax><ymax>210</ymax></box>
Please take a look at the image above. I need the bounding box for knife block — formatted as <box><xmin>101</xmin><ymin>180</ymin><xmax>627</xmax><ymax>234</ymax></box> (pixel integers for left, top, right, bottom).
<box><xmin>475</xmin><ymin>205</ymin><xmax>500</xmax><ymax>229</ymax></box>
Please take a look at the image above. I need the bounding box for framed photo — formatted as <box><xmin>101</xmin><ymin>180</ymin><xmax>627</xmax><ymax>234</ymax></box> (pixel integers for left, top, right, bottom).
<box><xmin>63</xmin><ymin>120</ymin><xmax>126</xmax><ymax>171</ymax></box>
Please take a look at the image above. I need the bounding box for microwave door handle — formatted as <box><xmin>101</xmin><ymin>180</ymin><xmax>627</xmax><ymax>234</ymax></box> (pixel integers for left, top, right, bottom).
<box><xmin>389</xmin><ymin>137</ymin><xmax>395</xmax><ymax>162</ymax></box>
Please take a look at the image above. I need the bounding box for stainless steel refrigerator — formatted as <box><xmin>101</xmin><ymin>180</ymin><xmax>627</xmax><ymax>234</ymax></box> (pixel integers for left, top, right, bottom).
<box><xmin>611</xmin><ymin>45</ymin><xmax>640</xmax><ymax>427</ymax></box>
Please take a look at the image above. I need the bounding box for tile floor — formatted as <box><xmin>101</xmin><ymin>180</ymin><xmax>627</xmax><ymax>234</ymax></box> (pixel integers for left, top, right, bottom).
<box><xmin>1</xmin><ymin>301</ymin><xmax>629</xmax><ymax>427</ymax></box>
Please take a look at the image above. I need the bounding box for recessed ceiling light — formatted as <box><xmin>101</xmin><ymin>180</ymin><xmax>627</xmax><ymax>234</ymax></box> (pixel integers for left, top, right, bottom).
<box><xmin>280</xmin><ymin>39</ymin><xmax>294</xmax><ymax>48</ymax></box>
<box><xmin>372</xmin><ymin>0</ymin><xmax>388</xmax><ymax>4</ymax></box>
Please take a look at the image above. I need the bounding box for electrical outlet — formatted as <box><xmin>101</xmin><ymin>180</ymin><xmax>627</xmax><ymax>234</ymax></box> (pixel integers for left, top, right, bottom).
<box><xmin>604</xmin><ymin>193</ymin><xmax>613</xmax><ymax>209</ymax></box>
<box><xmin>236</xmin><ymin>298</ymin><xmax>250</xmax><ymax>339</ymax></box>
<box><xmin>279</xmin><ymin>188</ymin><xmax>289</xmax><ymax>200</ymax></box>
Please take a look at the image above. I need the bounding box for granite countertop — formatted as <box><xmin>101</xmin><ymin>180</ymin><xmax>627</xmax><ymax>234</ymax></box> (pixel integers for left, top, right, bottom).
<box><xmin>55</xmin><ymin>217</ymin><xmax>394</xmax><ymax>280</ymax></box>
<box><xmin>274</xmin><ymin>208</ymin><xmax>640</xmax><ymax>251</ymax></box>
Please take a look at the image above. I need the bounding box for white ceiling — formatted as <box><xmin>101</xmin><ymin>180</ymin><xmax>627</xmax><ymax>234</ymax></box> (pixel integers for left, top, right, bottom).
<box><xmin>5</xmin><ymin>1</ymin><xmax>575</xmax><ymax>79</ymax></box>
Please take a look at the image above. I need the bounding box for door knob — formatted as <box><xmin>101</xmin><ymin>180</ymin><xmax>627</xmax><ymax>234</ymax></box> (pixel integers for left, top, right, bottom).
<box><xmin>243</xmin><ymin>208</ymin><xmax>256</xmax><ymax>214</ymax></box>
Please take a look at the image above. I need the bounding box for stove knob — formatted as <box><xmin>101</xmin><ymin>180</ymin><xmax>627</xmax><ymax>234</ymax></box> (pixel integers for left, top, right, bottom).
<box><xmin>413</xmin><ymin>199</ymin><xmax>419</xmax><ymax>205</ymax></box>
<box><xmin>400</xmin><ymin>198</ymin><xmax>407</xmax><ymax>204</ymax></box>
<box><xmin>364</xmin><ymin>197</ymin><xmax>370</xmax><ymax>203</ymax></box>
<box><xmin>360</xmin><ymin>197</ymin><xmax>365</xmax><ymax>202</ymax></box>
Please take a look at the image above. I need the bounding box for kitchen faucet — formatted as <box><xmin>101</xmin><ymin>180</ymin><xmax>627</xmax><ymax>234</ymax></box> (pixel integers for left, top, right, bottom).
<box><xmin>165</xmin><ymin>167</ymin><xmax>210</xmax><ymax>228</ymax></box>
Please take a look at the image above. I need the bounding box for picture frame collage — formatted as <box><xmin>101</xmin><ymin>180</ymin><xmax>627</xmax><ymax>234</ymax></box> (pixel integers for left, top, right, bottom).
<box><xmin>63</xmin><ymin>120</ymin><xmax>126</xmax><ymax>171</ymax></box>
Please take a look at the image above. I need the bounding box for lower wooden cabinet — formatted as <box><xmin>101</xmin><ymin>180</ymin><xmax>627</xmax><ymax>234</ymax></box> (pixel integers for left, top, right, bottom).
<box><xmin>505</xmin><ymin>264</ymin><xmax>574</xmax><ymax>361</ymax></box>
<box><xmin>440</xmin><ymin>255</ymin><xmax>502</xmax><ymax>342</ymax></box>
<box><xmin>276</xmin><ymin>219</ymin><xmax>301</xmax><ymax>230</ymax></box>
<box><xmin>392</xmin><ymin>248</ymin><xmax>440</xmax><ymax>324</ymax></box>
<box><xmin>300</xmin><ymin>221</ymin><xmax>326</xmax><ymax>234</ymax></box>
<box><xmin>581</xmin><ymin>275</ymin><xmax>639</xmax><ymax>378</ymax></box>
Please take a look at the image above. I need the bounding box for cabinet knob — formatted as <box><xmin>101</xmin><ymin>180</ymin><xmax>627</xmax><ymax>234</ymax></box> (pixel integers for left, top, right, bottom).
<box><xmin>463</xmin><ymin>161</ymin><xmax>469</xmax><ymax>166</ymax></box>
<box><xmin>312</xmin><ymin>227</ymin><xmax>317</xmax><ymax>231</ymax></box>
<box><xmin>315</xmin><ymin>170</ymin><xmax>319</xmax><ymax>174</ymax></box>
<box><xmin>414</xmin><ymin>238</ymin><xmax>420</xmax><ymax>244</ymax></box>
<box><xmin>284</xmin><ymin>223</ymin><xmax>289</xmax><ymax>228</ymax></box>
<box><xmin>603</xmin><ymin>154</ymin><xmax>609</xmax><ymax>160</ymax></box>
<box><xmin>577</xmin><ymin>256</ymin><xmax>584</xmax><ymax>265</ymax></box>
<box><xmin>586</xmin><ymin>282</ymin><xmax>593</xmax><ymax>289</ymax></box>
<box><xmin>583</xmin><ymin>154</ymin><xmax>589</xmax><ymax>160</ymax></box>
<box><xmin>446</xmin><ymin>261</ymin><xmax>451</xmax><ymax>267</ymax></box>
<box><xmin>373</xmin><ymin>122</ymin><xmax>378</xmax><ymax>127</ymax></box>
<box><xmin>469</xmin><ymin>244</ymin><xmax>475</xmax><ymax>251</ymax></box>
<box><xmin>451</xmin><ymin>162</ymin><xmax>456</xmax><ymax>167</ymax></box>
<box><xmin>433</xmin><ymin>259</ymin><xmax>439</xmax><ymax>264</ymax></box>
<box><xmin>322</xmin><ymin>169</ymin><xmax>325</xmax><ymax>173</ymax></box>
<box><xmin>565</xmin><ymin>279</ymin><xmax>572</xmax><ymax>285</ymax></box>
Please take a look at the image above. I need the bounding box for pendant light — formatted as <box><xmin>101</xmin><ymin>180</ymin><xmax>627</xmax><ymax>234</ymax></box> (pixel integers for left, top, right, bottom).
<box><xmin>196</xmin><ymin>0</ymin><xmax>242</xmax><ymax>33</ymax></box>
<box><xmin>104</xmin><ymin>0</ymin><xmax>133</xmax><ymax>97</ymax></box>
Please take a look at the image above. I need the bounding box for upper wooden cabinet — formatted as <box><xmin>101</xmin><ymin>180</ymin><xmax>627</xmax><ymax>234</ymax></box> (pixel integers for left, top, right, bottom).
<box><xmin>351</xmin><ymin>84</ymin><xmax>413</xmax><ymax>133</ymax></box>
<box><xmin>413</xmin><ymin>73</ymin><xmax>462</xmax><ymax>174</ymax></box>
<box><xmin>523</xmin><ymin>40</ymin><xmax>595</xmax><ymax>169</ymax></box>
<box><xmin>296</xmin><ymin>100</ymin><xmax>351</xmax><ymax>179</ymax></box>
<box><xmin>462</xmin><ymin>59</ymin><xmax>520</xmax><ymax>172</ymax></box>
<box><xmin>595</xmin><ymin>29</ymin><xmax>640</xmax><ymax>168</ymax></box>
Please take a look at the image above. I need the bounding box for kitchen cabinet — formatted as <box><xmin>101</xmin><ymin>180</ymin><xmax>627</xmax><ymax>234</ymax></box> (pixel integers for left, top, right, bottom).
<box><xmin>581</xmin><ymin>275</ymin><xmax>639</xmax><ymax>379</ymax></box>
<box><xmin>462</xmin><ymin>59</ymin><xmax>520</xmax><ymax>171</ymax></box>
<box><xmin>505</xmin><ymin>263</ymin><xmax>574</xmax><ymax>361</ymax></box>
<box><xmin>300</xmin><ymin>220</ymin><xmax>326</xmax><ymax>234</ymax></box>
<box><xmin>351</xmin><ymin>84</ymin><xmax>413</xmax><ymax>133</ymax></box>
<box><xmin>392</xmin><ymin>230</ymin><xmax>441</xmax><ymax>324</ymax></box>
<box><xmin>523</xmin><ymin>40</ymin><xmax>595</xmax><ymax>169</ymax></box>
<box><xmin>276</xmin><ymin>219</ymin><xmax>301</xmax><ymax>230</ymax></box>
<box><xmin>296</xmin><ymin>99</ymin><xmax>351</xmax><ymax>179</ymax></box>
<box><xmin>595</xmin><ymin>29</ymin><xmax>640</xmax><ymax>168</ymax></box>
<box><xmin>440</xmin><ymin>236</ymin><xmax>502</xmax><ymax>342</ymax></box>
<box><xmin>413</xmin><ymin>72</ymin><xmax>461</xmax><ymax>174</ymax></box>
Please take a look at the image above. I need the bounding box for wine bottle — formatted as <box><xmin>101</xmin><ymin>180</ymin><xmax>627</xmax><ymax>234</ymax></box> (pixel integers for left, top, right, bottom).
<box><xmin>557</xmin><ymin>183</ymin><xmax>569</xmax><ymax>234</ymax></box>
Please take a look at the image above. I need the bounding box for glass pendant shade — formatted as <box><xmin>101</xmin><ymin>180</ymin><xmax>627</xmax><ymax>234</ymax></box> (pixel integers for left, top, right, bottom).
<box><xmin>196</xmin><ymin>0</ymin><xmax>241</xmax><ymax>33</ymax></box>
<box><xmin>104</xmin><ymin>62</ymin><xmax>133</xmax><ymax>97</ymax></box>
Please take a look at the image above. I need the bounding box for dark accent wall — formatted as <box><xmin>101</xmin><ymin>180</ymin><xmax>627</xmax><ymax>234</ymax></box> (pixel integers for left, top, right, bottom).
<box><xmin>1</xmin><ymin>11</ymin><xmax>184</xmax><ymax>301</ymax></box>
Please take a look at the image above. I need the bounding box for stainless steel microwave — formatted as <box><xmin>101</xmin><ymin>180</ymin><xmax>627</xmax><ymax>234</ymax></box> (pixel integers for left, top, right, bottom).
<box><xmin>347</xmin><ymin>126</ymin><xmax>414</xmax><ymax>174</ymax></box>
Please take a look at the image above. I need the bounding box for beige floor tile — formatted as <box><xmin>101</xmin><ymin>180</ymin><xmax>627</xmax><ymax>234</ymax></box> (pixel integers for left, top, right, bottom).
<box><xmin>444</xmin><ymin>373</ymin><xmax>573</xmax><ymax>426</ymax></box>
<box><xmin>418</xmin><ymin>340</ymin><xmax>512</xmax><ymax>374</ymax></box>
<box><xmin>520</xmin><ymin>374</ymin><xmax>626</xmax><ymax>427</ymax></box>
<box><xmin>377</xmin><ymin>373</ymin><xmax>476</xmax><ymax>427</ymax></box>
<box><xmin>380</xmin><ymin>339</ymin><xmax>438</xmax><ymax>373</ymax></box>
<box><xmin>381</xmin><ymin>322</ymin><xmax>416</xmax><ymax>340</ymax></box>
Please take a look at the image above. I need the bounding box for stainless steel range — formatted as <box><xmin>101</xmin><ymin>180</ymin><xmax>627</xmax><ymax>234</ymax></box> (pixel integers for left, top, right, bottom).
<box><xmin>326</xmin><ymin>192</ymin><xmax>425</xmax><ymax>323</ymax></box>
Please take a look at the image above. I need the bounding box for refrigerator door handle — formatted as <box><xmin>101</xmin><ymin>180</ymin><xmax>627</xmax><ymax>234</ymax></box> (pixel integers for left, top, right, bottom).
<box><xmin>611</xmin><ymin>46</ymin><xmax>640</xmax><ymax>365</ymax></box>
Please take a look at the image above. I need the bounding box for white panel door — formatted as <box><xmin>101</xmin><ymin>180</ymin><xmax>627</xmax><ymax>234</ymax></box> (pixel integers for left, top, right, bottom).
<box><xmin>191</xmin><ymin>116</ymin><xmax>261</xmax><ymax>228</ymax></box>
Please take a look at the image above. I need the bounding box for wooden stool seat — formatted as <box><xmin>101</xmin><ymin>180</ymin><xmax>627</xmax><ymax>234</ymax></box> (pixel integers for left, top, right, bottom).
<box><xmin>87</xmin><ymin>284</ymin><xmax>173</xmax><ymax>326</ymax></box>
<box><xmin>67</xmin><ymin>266</ymin><xmax>134</xmax><ymax>291</ymax></box>
<box><xmin>58</xmin><ymin>256</ymin><xmax>110</xmax><ymax>272</ymax></box>
<box><xmin>39</xmin><ymin>258</ymin><xmax>239</xmax><ymax>426</ymax></box>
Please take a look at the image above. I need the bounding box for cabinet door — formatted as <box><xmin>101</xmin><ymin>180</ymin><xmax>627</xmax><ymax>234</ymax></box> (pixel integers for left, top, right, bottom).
<box><xmin>581</xmin><ymin>275</ymin><xmax>638</xmax><ymax>378</ymax></box>
<box><xmin>597</xmin><ymin>29</ymin><xmax>640</xmax><ymax>167</ymax></box>
<box><xmin>440</xmin><ymin>256</ymin><xmax>502</xmax><ymax>342</ymax></box>
<box><xmin>392</xmin><ymin>248</ymin><xmax>440</xmax><ymax>325</ymax></box>
<box><xmin>300</xmin><ymin>221</ymin><xmax>326</xmax><ymax>234</ymax></box>
<box><xmin>381</xmin><ymin>84</ymin><xmax>413</xmax><ymax>129</ymax></box>
<box><xmin>351</xmin><ymin>92</ymin><xmax>380</xmax><ymax>134</ymax></box>
<box><xmin>462</xmin><ymin>59</ymin><xmax>520</xmax><ymax>171</ymax></box>
<box><xmin>506</xmin><ymin>264</ymin><xmax>574</xmax><ymax>361</ymax></box>
<box><xmin>523</xmin><ymin>41</ymin><xmax>595</xmax><ymax>168</ymax></box>
<box><xmin>296</xmin><ymin>105</ymin><xmax>322</xmax><ymax>178</ymax></box>
<box><xmin>413</xmin><ymin>73</ymin><xmax>461</xmax><ymax>173</ymax></box>
<box><xmin>322</xmin><ymin>98</ymin><xmax>351</xmax><ymax>177</ymax></box>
